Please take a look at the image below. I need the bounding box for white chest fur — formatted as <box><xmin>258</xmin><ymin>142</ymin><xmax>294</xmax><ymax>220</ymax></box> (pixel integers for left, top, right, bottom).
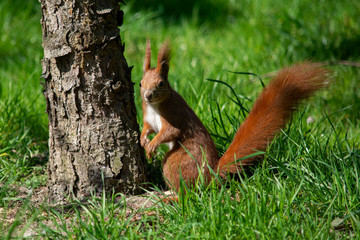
<box><xmin>145</xmin><ymin>104</ymin><xmax>162</xmax><ymax>133</ymax></box>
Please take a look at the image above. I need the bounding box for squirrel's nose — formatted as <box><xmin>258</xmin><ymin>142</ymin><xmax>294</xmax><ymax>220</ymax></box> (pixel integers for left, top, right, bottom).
<box><xmin>144</xmin><ymin>91</ymin><xmax>153</xmax><ymax>101</ymax></box>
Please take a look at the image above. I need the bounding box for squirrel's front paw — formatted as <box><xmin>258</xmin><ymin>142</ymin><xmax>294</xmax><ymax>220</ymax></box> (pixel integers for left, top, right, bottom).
<box><xmin>145</xmin><ymin>142</ymin><xmax>157</xmax><ymax>159</ymax></box>
<box><xmin>140</xmin><ymin>136</ymin><xmax>150</xmax><ymax>147</ymax></box>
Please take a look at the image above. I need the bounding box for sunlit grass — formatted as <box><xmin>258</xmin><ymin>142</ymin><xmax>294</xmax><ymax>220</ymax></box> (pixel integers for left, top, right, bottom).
<box><xmin>1</xmin><ymin>0</ymin><xmax>359</xmax><ymax>238</ymax></box>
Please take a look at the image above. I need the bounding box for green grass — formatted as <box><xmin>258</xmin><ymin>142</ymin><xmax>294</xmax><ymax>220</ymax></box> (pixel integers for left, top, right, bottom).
<box><xmin>0</xmin><ymin>0</ymin><xmax>48</xmax><ymax>207</ymax></box>
<box><xmin>1</xmin><ymin>0</ymin><xmax>360</xmax><ymax>238</ymax></box>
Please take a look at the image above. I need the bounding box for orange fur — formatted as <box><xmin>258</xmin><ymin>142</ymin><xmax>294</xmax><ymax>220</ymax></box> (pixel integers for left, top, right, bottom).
<box><xmin>217</xmin><ymin>63</ymin><xmax>328</xmax><ymax>176</ymax></box>
<box><xmin>140</xmin><ymin>40</ymin><xmax>329</xmax><ymax>193</ymax></box>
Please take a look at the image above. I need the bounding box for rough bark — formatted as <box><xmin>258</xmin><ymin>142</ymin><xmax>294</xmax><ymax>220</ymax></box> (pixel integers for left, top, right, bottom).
<box><xmin>40</xmin><ymin>0</ymin><xmax>146</xmax><ymax>203</ymax></box>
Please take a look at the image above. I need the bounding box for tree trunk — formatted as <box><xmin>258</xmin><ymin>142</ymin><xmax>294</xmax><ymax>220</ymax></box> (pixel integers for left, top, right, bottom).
<box><xmin>40</xmin><ymin>0</ymin><xmax>146</xmax><ymax>203</ymax></box>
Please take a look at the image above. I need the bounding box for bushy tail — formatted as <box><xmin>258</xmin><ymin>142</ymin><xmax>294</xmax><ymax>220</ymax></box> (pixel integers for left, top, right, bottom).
<box><xmin>216</xmin><ymin>62</ymin><xmax>329</xmax><ymax>177</ymax></box>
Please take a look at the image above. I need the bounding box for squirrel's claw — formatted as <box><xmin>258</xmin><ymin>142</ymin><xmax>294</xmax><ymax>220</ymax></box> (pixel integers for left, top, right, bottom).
<box><xmin>145</xmin><ymin>141</ymin><xmax>157</xmax><ymax>159</ymax></box>
<box><xmin>140</xmin><ymin>136</ymin><xmax>150</xmax><ymax>147</ymax></box>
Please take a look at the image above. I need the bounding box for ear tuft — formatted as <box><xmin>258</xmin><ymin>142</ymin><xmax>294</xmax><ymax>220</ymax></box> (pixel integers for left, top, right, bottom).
<box><xmin>156</xmin><ymin>41</ymin><xmax>171</xmax><ymax>78</ymax></box>
<box><xmin>143</xmin><ymin>39</ymin><xmax>151</xmax><ymax>73</ymax></box>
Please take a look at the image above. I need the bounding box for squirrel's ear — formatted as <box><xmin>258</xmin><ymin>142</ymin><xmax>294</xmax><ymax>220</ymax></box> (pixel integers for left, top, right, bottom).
<box><xmin>156</xmin><ymin>41</ymin><xmax>171</xmax><ymax>79</ymax></box>
<box><xmin>143</xmin><ymin>39</ymin><xmax>151</xmax><ymax>74</ymax></box>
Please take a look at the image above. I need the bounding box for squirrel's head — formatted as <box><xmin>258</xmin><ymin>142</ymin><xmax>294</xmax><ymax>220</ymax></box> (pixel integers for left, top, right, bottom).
<box><xmin>140</xmin><ymin>40</ymin><xmax>171</xmax><ymax>104</ymax></box>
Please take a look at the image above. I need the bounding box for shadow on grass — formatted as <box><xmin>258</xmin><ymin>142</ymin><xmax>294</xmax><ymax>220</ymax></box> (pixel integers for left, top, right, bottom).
<box><xmin>128</xmin><ymin>0</ymin><xmax>241</xmax><ymax>25</ymax></box>
<box><xmin>307</xmin><ymin>35</ymin><xmax>360</xmax><ymax>60</ymax></box>
<box><xmin>331</xmin><ymin>35</ymin><xmax>360</xmax><ymax>59</ymax></box>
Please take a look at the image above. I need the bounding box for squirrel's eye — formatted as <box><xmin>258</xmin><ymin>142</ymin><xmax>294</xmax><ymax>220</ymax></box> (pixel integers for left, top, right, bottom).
<box><xmin>159</xmin><ymin>81</ymin><xmax>164</xmax><ymax>87</ymax></box>
<box><xmin>139</xmin><ymin>82</ymin><xmax>142</xmax><ymax>87</ymax></box>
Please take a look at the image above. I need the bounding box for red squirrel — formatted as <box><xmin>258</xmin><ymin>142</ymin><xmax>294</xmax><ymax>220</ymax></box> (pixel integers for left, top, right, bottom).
<box><xmin>139</xmin><ymin>40</ymin><xmax>328</xmax><ymax>193</ymax></box>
